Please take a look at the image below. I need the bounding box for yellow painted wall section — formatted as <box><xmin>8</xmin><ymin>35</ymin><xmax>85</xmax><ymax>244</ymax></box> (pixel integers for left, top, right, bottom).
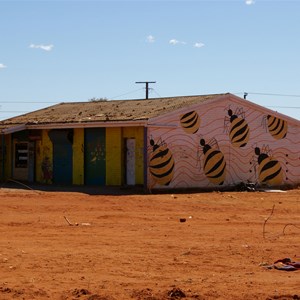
<box><xmin>4</xmin><ymin>135</ymin><xmax>12</xmax><ymax>179</ymax></box>
<box><xmin>106</xmin><ymin>127</ymin><xmax>122</xmax><ymax>185</ymax></box>
<box><xmin>73</xmin><ymin>128</ymin><xmax>84</xmax><ymax>185</ymax></box>
<box><xmin>123</xmin><ymin>127</ymin><xmax>144</xmax><ymax>185</ymax></box>
<box><xmin>36</xmin><ymin>130</ymin><xmax>53</xmax><ymax>184</ymax></box>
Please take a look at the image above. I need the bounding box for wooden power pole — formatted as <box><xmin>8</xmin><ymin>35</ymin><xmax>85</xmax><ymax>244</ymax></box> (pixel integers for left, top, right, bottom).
<box><xmin>135</xmin><ymin>81</ymin><xmax>156</xmax><ymax>99</ymax></box>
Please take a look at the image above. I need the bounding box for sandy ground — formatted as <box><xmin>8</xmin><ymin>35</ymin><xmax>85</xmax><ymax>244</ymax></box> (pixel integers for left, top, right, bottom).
<box><xmin>0</xmin><ymin>187</ymin><xmax>299</xmax><ymax>300</ymax></box>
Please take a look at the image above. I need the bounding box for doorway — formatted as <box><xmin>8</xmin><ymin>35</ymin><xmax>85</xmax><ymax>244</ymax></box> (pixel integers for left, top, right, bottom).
<box><xmin>49</xmin><ymin>130</ymin><xmax>73</xmax><ymax>185</ymax></box>
<box><xmin>84</xmin><ymin>128</ymin><xmax>106</xmax><ymax>185</ymax></box>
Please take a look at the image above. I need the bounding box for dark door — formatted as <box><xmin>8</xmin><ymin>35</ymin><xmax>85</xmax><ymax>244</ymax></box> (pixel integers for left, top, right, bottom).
<box><xmin>49</xmin><ymin>130</ymin><xmax>73</xmax><ymax>185</ymax></box>
<box><xmin>84</xmin><ymin>128</ymin><xmax>106</xmax><ymax>185</ymax></box>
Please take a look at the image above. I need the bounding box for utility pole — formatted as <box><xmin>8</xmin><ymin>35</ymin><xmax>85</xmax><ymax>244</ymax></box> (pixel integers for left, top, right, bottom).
<box><xmin>135</xmin><ymin>81</ymin><xmax>156</xmax><ymax>99</ymax></box>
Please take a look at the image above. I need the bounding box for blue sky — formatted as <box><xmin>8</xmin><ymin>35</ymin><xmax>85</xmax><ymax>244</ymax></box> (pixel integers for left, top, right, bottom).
<box><xmin>1</xmin><ymin>0</ymin><xmax>300</xmax><ymax>120</ymax></box>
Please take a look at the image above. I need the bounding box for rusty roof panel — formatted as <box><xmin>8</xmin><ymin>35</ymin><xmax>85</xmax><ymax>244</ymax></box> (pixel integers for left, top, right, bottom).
<box><xmin>0</xmin><ymin>94</ymin><xmax>227</xmax><ymax>127</ymax></box>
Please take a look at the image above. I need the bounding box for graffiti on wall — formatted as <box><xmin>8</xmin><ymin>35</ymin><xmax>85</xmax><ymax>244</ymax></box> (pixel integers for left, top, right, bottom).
<box><xmin>180</xmin><ymin>110</ymin><xmax>201</xmax><ymax>134</ymax></box>
<box><xmin>89</xmin><ymin>142</ymin><xmax>105</xmax><ymax>163</ymax></box>
<box><xmin>148</xmin><ymin>99</ymin><xmax>298</xmax><ymax>189</ymax></box>
<box><xmin>250</xmin><ymin>145</ymin><xmax>284</xmax><ymax>186</ymax></box>
<box><xmin>262</xmin><ymin>114</ymin><xmax>288</xmax><ymax>140</ymax></box>
<box><xmin>224</xmin><ymin>108</ymin><xmax>250</xmax><ymax>148</ymax></box>
<box><xmin>41</xmin><ymin>156</ymin><xmax>52</xmax><ymax>183</ymax></box>
<box><xmin>149</xmin><ymin>138</ymin><xmax>175</xmax><ymax>186</ymax></box>
<box><xmin>40</xmin><ymin>145</ymin><xmax>52</xmax><ymax>184</ymax></box>
<box><xmin>198</xmin><ymin>138</ymin><xmax>226</xmax><ymax>185</ymax></box>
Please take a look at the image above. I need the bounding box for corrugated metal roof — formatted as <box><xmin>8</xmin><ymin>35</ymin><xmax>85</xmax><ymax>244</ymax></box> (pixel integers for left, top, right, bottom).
<box><xmin>0</xmin><ymin>93</ymin><xmax>228</xmax><ymax>129</ymax></box>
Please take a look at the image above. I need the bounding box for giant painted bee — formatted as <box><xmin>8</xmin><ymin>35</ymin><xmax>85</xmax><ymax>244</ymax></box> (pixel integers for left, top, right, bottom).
<box><xmin>180</xmin><ymin>110</ymin><xmax>201</xmax><ymax>134</ymax></box>
<box><xmin>149</xmin><ymin>138</ymin><xmax>175</xmax><ymax>186</ymax></box>
<box><xmin>224</xmin><ymin>107</ymin><xmax>250</xmax><ymax>147</ymax></box>
<box><xmin>253</xmin><ymin>146</ymin><xmax>283</xmax><ymax>186</ymax></box>
<box><xmin>262</xmin><ymin>114</ymin><xmax>288</xmax><ymax>140</ymax></box>
<box><xmin>199</xmin><ymin>138</ymin><xmax>226</xmax><ymax>185</ymax></box>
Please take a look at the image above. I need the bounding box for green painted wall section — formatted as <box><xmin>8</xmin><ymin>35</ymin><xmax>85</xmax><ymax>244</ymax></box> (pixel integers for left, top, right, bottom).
<box><xmin>36</xmin><ymin>130</ymin><xmax>53</xmax><ymax>184</ymax></box>
<box><xmin>73</xmin><ymin>128</ymin><xmax>84</xmax><ymax>185</ymax></box>
<box><xmin>105</xmin><ymin>127</ymin><xmax>122</xmax><ymax>185</ymax></box>
<box><xmin>123</xmin><ymin>127</ymin><xmax>144</xmax><ymax>185</ymax></box>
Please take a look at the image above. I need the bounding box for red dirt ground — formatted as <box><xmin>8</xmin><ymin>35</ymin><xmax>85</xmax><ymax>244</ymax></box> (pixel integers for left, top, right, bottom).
<box><xmin>0</xmin><ymin>187</ymin><xmax>299</xmax><ymax>300</ymax></box>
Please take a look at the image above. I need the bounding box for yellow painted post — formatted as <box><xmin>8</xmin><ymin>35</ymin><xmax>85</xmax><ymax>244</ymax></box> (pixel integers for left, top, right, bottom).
<box><xmin>72</xmin><ymin>128</ymin><xmax>84</xmax><ymax>185</ymax></box>
<box><xmin>106</xmin><ymin>127</ymin><xmax>122</xmax><ymax>185</ymax></box>
<box><xmin>36</xmin><ymin>130</ymin><xmax>53</xmax><ymax>184</ymax></box>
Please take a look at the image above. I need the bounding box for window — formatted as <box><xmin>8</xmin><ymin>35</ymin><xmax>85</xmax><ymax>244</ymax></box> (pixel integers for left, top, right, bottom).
<box><xmin>15</xmin><ymin>143</ymin><xmax>28</xmax><ymax>168</ymax></box>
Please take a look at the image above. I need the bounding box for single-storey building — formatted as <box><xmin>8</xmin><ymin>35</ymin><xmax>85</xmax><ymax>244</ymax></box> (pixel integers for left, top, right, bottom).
<box><xmin>0</xmin><ymin>93</ymin><xmax>299</xmax><ymax>191</ymax></box>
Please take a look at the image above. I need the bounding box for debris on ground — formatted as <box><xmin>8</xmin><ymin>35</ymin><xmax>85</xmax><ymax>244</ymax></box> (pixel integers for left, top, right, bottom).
<box><xmin>261</xmin><ymin>258</ymin><xmax>300</xmax><ymax>271</ymax></box>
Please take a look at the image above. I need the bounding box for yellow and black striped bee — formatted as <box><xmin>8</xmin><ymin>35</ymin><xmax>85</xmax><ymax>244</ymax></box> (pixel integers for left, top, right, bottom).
<box><xmin>262</xmin><ymin>114</ymin><xmax>288</xmax><ymax>140</ymax></box>
<box><xmin>224</xmin><ymin>108</ymin><xmax>250</xmax><ymax>147</ymax></box>
<box><xmin>180</xmin><ymin>110</ymin><xmax>201</xmax><ymax>134</ymax></box>
<box><xmin>253</xmin><ymin>146</ymin><xmax>283</xmax><ymax>186</ymax></box>
<box><xmin>149</xmin><ymin>138</ymin><xmax>175</xmax><ymax>186</ymax></box>
<box><xmin>199</xmin><ymin>138</ymin><xmax>226</xmax><ymax>185</ymax></box>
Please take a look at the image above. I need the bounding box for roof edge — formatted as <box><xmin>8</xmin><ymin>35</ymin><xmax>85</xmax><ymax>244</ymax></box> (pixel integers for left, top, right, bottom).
<box><xmin>1</xmin><ymin>124</ymin><xmax>26</xmax><ymax>135</ymax></box>
<box><xmin>26</xmin><ymin>120</ymin><xmax>147</xmax><ymax>130</ymax></box>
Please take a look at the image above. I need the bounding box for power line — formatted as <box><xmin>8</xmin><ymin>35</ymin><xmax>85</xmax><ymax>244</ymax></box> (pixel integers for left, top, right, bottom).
<box><xmin>0</xmin><ymin>101</ymin><xmax>58</xmax><ymax>104</ymax></box>
<box><xmin>1</xmin><ymin>91</ymin><xmax>300</xmax><ymax>110</ymax></box>
<box><xmin>0</xmin><ymin>88</ymin><xmax>146</xmax><ymax>103</ymax></box>
<box><xmin>152</xmin><ymin>88</ymin><xmax>162</xmax><ymax>98</ymax></box>
<box><xmin>237</xmin><ymin>92</ymin><xmax>300</xmax><ymax>98</ymax></box>
<box><xmin>110</xmin><ymin>88</ymin><xmax>144</xmax><ymax>100</ymax></box>
<box><xmin>0</xmin><ymin>111</ymin><xmax>28</xmax><ymax>113</ymax></box>
<box><xmin>266</xmin><ymin>106</ymin><xmax>300</xmax><ymax>109</ymax></box>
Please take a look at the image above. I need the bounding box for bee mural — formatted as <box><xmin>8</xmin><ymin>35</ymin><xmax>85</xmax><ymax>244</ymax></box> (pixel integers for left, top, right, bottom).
<box><xmin>224</xmin><ymin>107</ymin><xmax>250</xmax><ymax>147</ymax></box>
<box><xmin>180</xmin><ymin>110</ymin><xmax>201</xmax><ymax>134</ymax></box>
<box><xmin>253</xmin><ymin>146</ymin><xmax>283</xmax><ymax>186</ymax></box>
<box><xmin>262</xmin><ymin>114</ymin><xmax>288</xmax><ymax>140</ymax></box>
<box><xmin>149</xmin><ymin>138</ymin><xmax>175</xmax><ymax>186</ymax></box>
<box><xmin>199</xmin><ymin>138</ymin><xmax>226</xmax><ymax>185</ymax></box>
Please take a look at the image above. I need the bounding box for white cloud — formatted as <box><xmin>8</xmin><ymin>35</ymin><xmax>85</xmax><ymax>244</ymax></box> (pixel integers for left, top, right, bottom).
<box><xmin>0</xmin><ymin>63</ymin><xmax>7</xmax><ymax>69</ymax></box>
<box><xmin>29</xmin><ymin>44</ymin><xmax>54</xmax><ymax>51</ymax></box>
<box><xmin>194</xmin><ymin>42</ymin><xmax>205</xmax><ymax>48</ymax></box>
<box><xmin>169</xmin><ymin>39</ymin><xmax>186</xmax><ymax>45</ymax></box>
<box><xmin>146</xmin><ymin>35</ymin><xmax>155</xmax><ymax>43</ymax></box>
<box><xmin>169</xmin><ymin>39</ymin><xmax>179</xmax><ymax>45</ymax></box>
<box><xmin>245</xmin><ymin>0</ymin><xmax>255</xmax><ymax>5</ymax></box>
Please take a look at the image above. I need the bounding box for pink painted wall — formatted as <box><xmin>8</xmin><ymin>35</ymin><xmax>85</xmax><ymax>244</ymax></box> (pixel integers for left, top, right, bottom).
<box><xmin>147</xmin><ymin>94</ymin><xmax>300</xmax><ymax>190</ymax></box>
